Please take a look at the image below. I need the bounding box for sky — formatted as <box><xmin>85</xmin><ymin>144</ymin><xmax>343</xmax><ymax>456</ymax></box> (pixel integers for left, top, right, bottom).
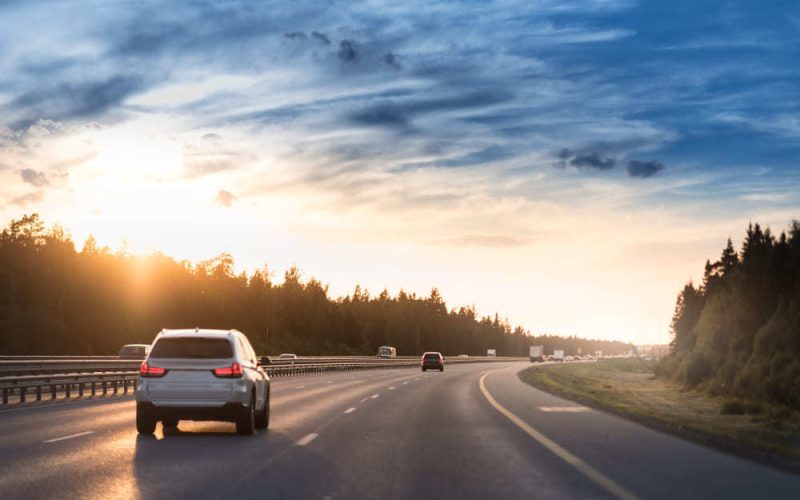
<box><xmin>1</xmin><ymin>0</ymin><xmax>799</xmax><ymax>344</ymax></box>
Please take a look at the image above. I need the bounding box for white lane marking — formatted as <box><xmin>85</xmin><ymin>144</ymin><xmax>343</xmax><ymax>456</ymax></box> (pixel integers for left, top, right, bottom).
<box><xmin>539</xmin><ymin>406</ymin><xmax>591</xmax><ymax>413</ymax></box>
<box><xmin>370</xmin><ymin>393</ymin><xmax>380</xmax><ymax>399</ymax></box>
<box><xmin>479</xmin><ymin>372</ymin><xmax>638</xmax><ymax>500</ymax></box>
<box><xmin>402</xmin><ymin>381</ymin><xmax>409</xmax><ymax>385</ymax></box>
<box><xmin>360</xmin><ymin>397</ymin><xmax>369</xmax><ymax>403</ymax></box>
<box><xmin>296</xmin><ymin>433</ymin><xmax>319</xmax><ymax>446</ymax></box>
<box><xmin>344</xmin><ymin>407</ymin><xmax>356</xmax><ymax>414</ymax></box>
<box><xmin>295</xmin><ymin>386</ymin><xmax>305</xmax><ymax>389</ymax></box>
<box><xmin>327</xmin><ymin>381</ymin><xmax>334</xmax><ymax>384</ymax></box>
<box><xmin>388</xmin><ymin>386</ymin><xmax>395</xmax><ymax>390</ymax></box>
<box><xmin>44</xmin><ymin>431</ymin><xmax>95</xmax><ymax>443</ymax></box>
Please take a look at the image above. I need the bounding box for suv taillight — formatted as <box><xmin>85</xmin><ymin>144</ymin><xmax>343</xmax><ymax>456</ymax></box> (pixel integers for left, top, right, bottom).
<box><xmin>213</xmin><ymin>362</ymin><xmax>243</xmax><ymax>378</ymax></box>
<box><xmin>139</xmin><ymin>361</ymin><xmax>167</xmax><ymax>378</ymax></box>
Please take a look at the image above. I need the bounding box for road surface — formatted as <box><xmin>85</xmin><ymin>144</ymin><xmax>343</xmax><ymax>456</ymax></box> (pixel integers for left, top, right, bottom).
<box><xmin>0</xmin><ymin>362</ymin><xmax>797</xmax><ymax>499</ymax></box>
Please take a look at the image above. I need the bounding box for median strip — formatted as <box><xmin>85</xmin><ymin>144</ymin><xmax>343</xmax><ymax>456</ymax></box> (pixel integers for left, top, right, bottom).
<box><xmin>44</xmin><ymin>430</ymin><xmax>95</xmax><ymax>443</ymax></box>
<box><xmin>479</xmin><ymin>371</ymin><xmax>638</xmax><ymax>500</ymax></box>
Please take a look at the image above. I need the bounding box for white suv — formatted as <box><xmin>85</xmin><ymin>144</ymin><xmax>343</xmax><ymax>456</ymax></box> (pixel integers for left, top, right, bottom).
<box><xmin>136</xmin><ymin>329</ymin><xmax>270</xmax><ymax>435</ymax></box>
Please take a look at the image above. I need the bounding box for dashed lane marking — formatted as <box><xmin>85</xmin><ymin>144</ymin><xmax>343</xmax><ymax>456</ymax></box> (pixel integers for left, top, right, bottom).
<box><xmin>296</xmin><ymin>433</ymin><xmax>319</xmax><ymax>446</ymax></box>
<box><xmin>388</xmin><ymin>386</ymin><xmax>396</xmax><ymax>390</ymax></box>
<box><xmin>344</xmin><ymin>407</ymin><xmax>356</xmax><ymax>414</ymax></box>
<box><xmin>44</xmin><ymin>431</ymin><xmax>95</xmax><ymax>443</ymax></box>
<box><xmin>402</xmin><ymin>381</ymin><xmax>409</xmax><ymax>385</ymax></box>
<box><xmin>370</xmin><ymin>393</ymin><xmax>380</xmax><ymax>399</ymax></box>
<box><xmin>295</xmin><ymin>386</ymin><xmax>305</xmax><ymax>389</ymax></box>
<box><xmin>478</xmin><ymin>372</ymin><xmax>638</xmax><ymax>500</ymax></box>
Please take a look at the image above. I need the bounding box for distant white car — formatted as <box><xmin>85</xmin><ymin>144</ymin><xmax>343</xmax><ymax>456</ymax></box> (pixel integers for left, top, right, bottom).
<box><xmin>136</xmin><ymin>329</ymin><xmax>270</xmax><ymax>436</ymax></box>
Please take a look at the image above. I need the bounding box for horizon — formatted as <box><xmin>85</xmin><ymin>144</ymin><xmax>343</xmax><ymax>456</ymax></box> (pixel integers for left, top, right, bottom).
<box><xmin>2</xmin><ymin>1</ymin><xmax>800</xmax><ymax>345</ymax></box>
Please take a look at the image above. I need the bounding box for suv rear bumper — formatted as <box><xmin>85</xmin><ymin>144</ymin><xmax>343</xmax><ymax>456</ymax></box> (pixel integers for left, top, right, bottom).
<box><xmin>137</xmin><ymin>402</ymin><xmax>248</xmax><ymax>423</ymax></box>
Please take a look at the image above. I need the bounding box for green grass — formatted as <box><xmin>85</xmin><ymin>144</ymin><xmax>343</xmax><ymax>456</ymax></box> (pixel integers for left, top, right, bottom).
<box><xmin>519</xmin><ymin>359</ymin><xmax>800</xmax><ymax>472</ymax></box>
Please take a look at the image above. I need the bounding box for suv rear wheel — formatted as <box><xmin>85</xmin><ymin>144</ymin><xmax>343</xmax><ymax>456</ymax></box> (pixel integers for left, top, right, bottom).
<box><xmin>236</xmin><ymin>393</ymin><xmax>256</xmax><ymax>435</ymax></box>
<box><xmin>255</xmin><ymin>390</ymin><xmax>270</xmax><ymax>429</ymax></box>
<box><xmin>136</xmin><ymin>406</ymin><xmax>156</xmax><ymax>434</ymax></box>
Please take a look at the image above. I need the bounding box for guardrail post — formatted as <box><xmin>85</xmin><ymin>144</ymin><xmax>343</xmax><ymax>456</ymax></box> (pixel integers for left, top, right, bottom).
<box><xmin>20</xmin><ymin>386</ymin><xmax>26</xmax><ymax>403</ymax></box>
<box><xmin>78</xmin><ymin>382</ymin><xmax>84</xmax><ymax>398</ymax></box>
<box><xmin>102</xmin><ymin>381</ymin><xmax>108</xmax><ymax>396</ymax></box>
<box><xmin>36</xmin><ymin>385</ymin><xmax>42</xmax><ymax>401</ymax></box>
<box><xmin>2</xmin><ymin>387</ymin><xmax>7</xmax><ymax>404</ymax></box>
<box><xmin>66</xmin><ymin>383</ymin><xmax>71</xmax><ymax>399</ymax></box>
<box><xmin>91</xmin><ymin>381</ymin><xmax>96</xmax><ymax>397</ymax></box>
<box><xmin>113</xmin><ymin>380</ymin><xmax>118</xmax><ymax>395</ymax></box>
<box><xmin>51</xmin><ymin>385</ymin><xmax>57</xmax><ymax>400</ymax></box>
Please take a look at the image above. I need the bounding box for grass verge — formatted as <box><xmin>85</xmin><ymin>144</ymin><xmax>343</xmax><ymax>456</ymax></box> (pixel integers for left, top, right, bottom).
<box><xmin>519</xmin><ymin>359</ymin><xmax>800</xmax><ymax>474</ymax></box>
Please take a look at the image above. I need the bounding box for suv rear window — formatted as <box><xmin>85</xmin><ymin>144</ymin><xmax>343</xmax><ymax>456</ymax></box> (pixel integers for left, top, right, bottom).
<box><xmin>150</xmin><ymin>338</ymin><xmax>233</xmax><ymax>359</ymax></box>
<box><xmin>423</xmin><ymin>353</ymin><xmax>440</xmax><ymax>360</ymax></box>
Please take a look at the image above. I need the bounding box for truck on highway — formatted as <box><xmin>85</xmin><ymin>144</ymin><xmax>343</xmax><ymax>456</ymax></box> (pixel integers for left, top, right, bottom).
<box><xmin>553</xmin><ymin>349</ymin><xmax>564</xmax><ymax>362</ymax></box>
<box><xmin>529</xmin><ymin>345</ymin><xmax>544</xmax><ymax>362</ymax></box>
<box><xmin>377</xmin><ymin>346</ymin><xmax>397</xmax><ymax>358</ymax></box>
<box><xmin>486</xmin><ymin>349</ymin><xmax>496</xmax><ymax>357</ymax></box>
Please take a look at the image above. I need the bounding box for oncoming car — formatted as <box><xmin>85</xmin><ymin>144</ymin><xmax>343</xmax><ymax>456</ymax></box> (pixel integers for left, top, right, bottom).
<box><xmin>136</xmin><ymin>329</ymin><xmax>270</xmax><ymax>436</ymax></box>
<box><xmin>421</xmin><ymin>352</ymin><xmax>444</xmax><ymax>372</ymax></box>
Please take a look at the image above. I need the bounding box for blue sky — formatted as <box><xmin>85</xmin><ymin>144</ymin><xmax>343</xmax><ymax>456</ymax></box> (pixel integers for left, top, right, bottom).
<box><xmin>1</xmin><ymin>0</ymin><xmax>799</xmax><ymax>343</ymax></box>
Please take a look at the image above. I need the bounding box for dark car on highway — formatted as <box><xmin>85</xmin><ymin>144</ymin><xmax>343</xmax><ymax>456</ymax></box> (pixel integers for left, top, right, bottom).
<box><xmin>421</xmin><ymin>352</ymin><xmax>444</xmax><ymax>372</ymax></box>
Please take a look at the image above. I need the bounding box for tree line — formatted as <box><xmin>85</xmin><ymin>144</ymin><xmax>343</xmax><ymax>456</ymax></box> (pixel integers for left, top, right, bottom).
<box><xmin>663</xmin><ymin>220</ymin><xmax>800</xmax><ymax>408</ymax></box>
<box><xmin>0</xmin><ymin>214</ymin><xmax>632</xmax><ymax>357</ymax></box>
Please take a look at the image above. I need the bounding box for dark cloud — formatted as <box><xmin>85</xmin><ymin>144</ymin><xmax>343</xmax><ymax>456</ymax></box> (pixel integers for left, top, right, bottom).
<box><xmin>557</xmin><ymin>148</ymin><xmax>615</xmax><ymax>171</ymax></box>
<box><xmin>349</xmin><ymin>89</ymin><xmax>513</xmax><ymax>130</ymax></box>
<box><xmin>12</xmin><ymin>75</ymin><xmax>144</xmax><ymax>126</ymax></box>
<box><xmin>284</xmin><ymin>31</ymin><xmax>306</xmax><ymax>40</ymax></box>
<box><xmin>383</xmin><ymin>52</ymin><xmax>401</xmax><ymax>69</ymax></box>
<box><xmin>20</xmin><ymin>168</ymin><xmax>48</xmax><ymax>187</ymax></box>
<box><xmin>215</xmin><ymin>189</ymin><xmax>238</xmax><ymax>207</ymax></box>
<box><xmin>338</xmin><ymin>40</ymin><xmax>357</xmax><ymax>62</ymax></box>
<box><xmin>626</xmin><ymin>160</ymin><xmax>665</xmax><ymax>178</ymax></box>
<box><xmin>312</xmin><ymin>31</ymin><xmax>330</xmax><ymax>45</ymax></box>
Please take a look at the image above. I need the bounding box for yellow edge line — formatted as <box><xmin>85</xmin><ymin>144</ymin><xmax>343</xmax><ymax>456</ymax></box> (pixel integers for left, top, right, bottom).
<box><xmin>479</xmin><ymin>371</ymin><xmax>639</xmax><ymax>500</ymax></box>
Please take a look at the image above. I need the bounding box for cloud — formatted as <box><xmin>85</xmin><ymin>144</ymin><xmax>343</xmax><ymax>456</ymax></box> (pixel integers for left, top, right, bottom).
<box><xmin>383</xmin><ymin>52</ymin><xmax>401</xmax><ymax>69</ymax></box>
<box><xmin>215</xmin><ymin>189</ymin><xmax>238</xmax><ymax>207</ymax></box>
<box><xmin>19</xmin><ymin>168</ymin><xmax>48</xmax><ymax>187</ymax></box>
<box><xmin>626</xmin><ymin>160</ymin><xmax>665</xmax><ymax>178</ymax></box>
<box><xmin>430</xmin><ymin>234</ymin><xmax>533</xmax><ymax>248</ymax></box>
<box><xmin>11</xmin><ymin>76</ymin><xmax>144</xmax><ymax>127</ymax></box>
<box><xmin>348</xmin><ymin>89</ymin><xmax>513</xmax><ymax>130</ymax></box>
<box><xmin>312</xmin><ymin>31</ymin><xmax>331</xmax><ymax>45</ymax></box>
<box><xmin>557</xmin><ymin>148</ymin><xmax>616</xmax><ymax>171</ymax></box>
<box><xmin>11</xmin><ymin>191</ymin><xmax>43</xmax><ymax>206</ymax></box>
<box><xmin>338</xmin><ymin>40</ymin><xmax>357</xmax><ymax>62</ymax></box>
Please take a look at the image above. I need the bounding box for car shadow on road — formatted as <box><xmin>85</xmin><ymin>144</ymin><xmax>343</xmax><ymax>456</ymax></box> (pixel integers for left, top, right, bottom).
<box><xmin>132</xmin><ymin>426</ymin><xmax>294</xmax><ymax>497</ymax></box>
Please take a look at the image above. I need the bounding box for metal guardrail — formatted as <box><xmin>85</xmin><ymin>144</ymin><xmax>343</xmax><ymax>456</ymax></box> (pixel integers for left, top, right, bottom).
<box><xmin>0</xmin><ymin>356</ymin><xmax>525</xmax><ymax>407</ymax></box>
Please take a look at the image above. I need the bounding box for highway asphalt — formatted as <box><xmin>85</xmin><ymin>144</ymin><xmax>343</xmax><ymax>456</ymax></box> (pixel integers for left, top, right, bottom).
<box><xmin>0</xmin><ymin>362</ymin><xmax>798</xmax><ymax>499</ymax></box>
